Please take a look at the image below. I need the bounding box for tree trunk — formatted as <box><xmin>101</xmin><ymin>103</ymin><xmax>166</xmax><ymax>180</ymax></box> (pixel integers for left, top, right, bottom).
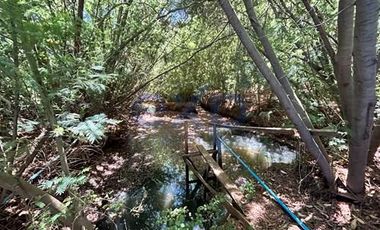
<box><xmin>6</xmin><ymin>13</ymin><xmax>21</xmax><ymax>173</ymax></box>
<box><xmin>218</xmin><ymin>0</ymin><xmax>335</xmax><ymax>186</ymax></box>
<box><xmin>243</xmin><ymin>0</ymin><xmax>330</xmax><ymax>161</ymax></box>
<box><xmin>74</xmin><ymin>0</ymin><xmax>85</xmax><ymax>55</ymax></box>
<box><xmin>336</xmin><ymin>0</ymin><xmax>355</xmax><ymax>124</ymax></box>
<box><xmin>0</xmin><ymin>172</ymin><xmax>94</xmax><ymax>229</ymax></box>
<box><xmin>368</xmin><ymin>123</ymin><xmax>380</xmax><ymax>164</ymax></box>
<box><xmin>347</xmin><ymin>0</ymin><xmax>379</xmax><ymax>194</ymax></box>
<box><xmin>19</xmin><ymin>26</ymin><xmax>71</xmax><ymax>176</ymax></box>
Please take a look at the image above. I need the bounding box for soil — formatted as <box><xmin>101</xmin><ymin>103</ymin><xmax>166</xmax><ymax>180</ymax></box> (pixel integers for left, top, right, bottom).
<box><xmin>241</xmin><ymin>150</ymin><xmax>380</xmax><ymax>230</ymax></box>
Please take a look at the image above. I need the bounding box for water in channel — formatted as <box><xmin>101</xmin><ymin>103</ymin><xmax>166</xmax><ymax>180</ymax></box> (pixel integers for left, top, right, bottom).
<box><xmin>116</xmin><ymin>103</ymin><xmax>297</xmax><ymax>229</ymax></box>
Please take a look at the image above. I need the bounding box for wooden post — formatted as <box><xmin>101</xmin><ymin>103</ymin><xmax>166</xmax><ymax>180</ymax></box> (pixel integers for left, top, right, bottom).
<box><xmin>183</xmin><ymin>158</ymin><xmax>252</xmax><ymax>228</ymax></box>
<box><xmin>217</xmin><ymin>137</ymin><xmax>223</xmax><ymax>168</ymax></box>
<box><xmin>213</xmin><ymin>123</ymin><xmax>217</xmax><ymax>150</ymax></box>
<box><xmin>184</xmin><ymin>122</ymin><xmax>189</xmax><ymax>198</ymax></box>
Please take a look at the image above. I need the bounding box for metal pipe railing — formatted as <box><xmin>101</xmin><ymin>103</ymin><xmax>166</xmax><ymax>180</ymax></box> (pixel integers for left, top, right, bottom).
<box><xmin>216</xmin><ymin>136</ymin><xmax>310</xmax><ymax>230</ymax></box>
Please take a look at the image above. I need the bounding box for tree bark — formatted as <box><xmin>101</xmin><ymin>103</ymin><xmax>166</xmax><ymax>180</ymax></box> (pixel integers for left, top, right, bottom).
<box><xmin>368</xmin><ymin>123</ymin><xmax>380</xmax><ymax>164</ymax></box>
<box><xmin>336</xmin><ymin>0</ymin><xmax>355</xmax><ymax>124</ymax></box>
<box><xmin>0</xmin><ymin>172</ymin><xmax>94</xmax><ymax>229</ymax></box>
<box><xmin>218</xmin><ymin>0</ymin><xmax>335</xmax><ymax>186</ymax></box>
<box><xmin>347</xmin><ymin>0</ymin><xmax>379</xmax><ymax>194</ymax></box>
<box><xmin>74</xmin><ymin>0</ymin><xmax>85</xmax><ymax>55</ymax></box>
<box><xmin>243</xmin><ymin>0</ymin><xmax>330</xmax><ymax>161</ymax></box>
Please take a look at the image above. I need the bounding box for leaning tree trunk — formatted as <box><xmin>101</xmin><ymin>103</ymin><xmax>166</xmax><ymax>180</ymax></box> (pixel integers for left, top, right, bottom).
<box><xmin>347</xmin><ymin>0</ymin><xmax>379</xmax><ymax>194</ymax></box>
<box><xmin>242</xmin><ymin>0</ymin><xmax>330</xmax><ymax>161</ymax></box>
<box><xmin>303</xmin><ymin>0</ymin><xmax>356</xmax><ymax>125</ymax></box>
<box><xmin>301</xmin><ymin>0</ymin><xmax>335</xmax><ymax>62</ymax></box>
<box><xmin>0</xmin><ymin>172</ymin><xmax>94</xmax><ymax>229</ymax></box>
<box><xmin>218</xmin><ymin>0</ymin><xmax>335</xmax><ymax>186</ymax></box>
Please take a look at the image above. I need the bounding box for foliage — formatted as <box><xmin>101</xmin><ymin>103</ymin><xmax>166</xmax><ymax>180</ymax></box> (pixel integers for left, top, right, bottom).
<box><xmin>40</xmin><ymin>168</ymin><xmax>89</xmax><ymax>195</ymax></box>
<box><xmin>158</xmin><ymin>194</ymin><xmax>237</xmax><ymax>229</ymax></box>
<box><xmin>29</xmin><ymin>168</ymin><xmax>91</xmax><ymax>229</ymax></box>
<box><xmin>328</xmin><ymin>137</ymin><xmax>349</xmax><ymax>152</ymax></box>
<box><xmin>241</xmin><ymin>181</ymin><xmax>256</xmax><ymax>202</ymax></box>
<box><xmin>57</xmin><ymin>113</ymin><xmax>120</xmax><ymax>143</ymax></box>
<box><xmin>28</xmin><ymin>208</ymin><xmax>63</xmax><ymax>230</ymax></box>
<box><xmin>158</xmin><ymin>206</ymin><xmax>203</xmax><ymax>230</ymax></box>
<box><xmin>55</xmin><ymin>113</ymin><xmax>119</xmax><ymax>143</ymax></box>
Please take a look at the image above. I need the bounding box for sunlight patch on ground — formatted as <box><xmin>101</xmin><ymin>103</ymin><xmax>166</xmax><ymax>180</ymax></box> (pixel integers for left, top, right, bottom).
<box><xmin>89</xmin><ymin>153</ymin><xmax>126</xmax><ymax>188</ymax></box>
<box><xmin>332</xmin><ymin>202</ymin><xmax>351</xmax><ymax>226</ymax></box>
<box><xmin>244</xmin><ymin>197</ymin><xmax>271</xmax><ymax>225</ymax></box>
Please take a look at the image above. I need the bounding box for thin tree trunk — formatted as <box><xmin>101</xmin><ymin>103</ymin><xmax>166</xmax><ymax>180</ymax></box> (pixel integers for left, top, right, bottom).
<box><xmin>0</xmin><ymin>172</ymin><xmax>94</xmax><ymax>229</ymax></box>
<box><xmin>7</xmin><ymin>16</ymin><xmax>21</xmax><ymax>173</ymax></box>
<box><xmin>243</xmin><ymin>0</ymin><xmax>330</xmax><ymax>161</ymax></box>
<box><xmin>303</xmin><ymin>0</ymin><xmax>357</xmax><ymax>125</ymax></box>
<box><xmin>347</xmin><ymin>0</ymin><xmax>379</xmax><ymax>194</ymax></box>
<box><xmin>19</xmin><ymin>28</ymin><xmax>71</xmax><ymax>176</ymax></box>
<box><xmin>301</xmin><ymin>0</ymin><xmax>335</xmax><ymax>61</ymax></box>
<box><xmin>74</xmin><ymin>0</ymin><xmax>85</xmax><ymax>55</ymax></box>
<box><xmin>336</xmin><ymin>0</ymin><xmax>355</xmax><ymax>124</ymax></box>
<box><xmin>218</xmin><ymin>0</ymin><xmax>335</xmax><ymax>186</ymax></box>
<box><xmin>11</xmin><ymin>19</ymin><xmax>20</xmax><ymax>142</ymax></box>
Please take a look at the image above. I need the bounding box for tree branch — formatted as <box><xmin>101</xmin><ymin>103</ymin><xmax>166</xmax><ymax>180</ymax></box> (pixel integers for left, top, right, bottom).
<box><xmin>302</xmin><ymin>0</ymin><xmax>335</xmax><ymax>62</ymax></box>
<box><xmin>122</xmin><ymin>26</ymin><xmax>231</xmax><ymax>103</ymax></box>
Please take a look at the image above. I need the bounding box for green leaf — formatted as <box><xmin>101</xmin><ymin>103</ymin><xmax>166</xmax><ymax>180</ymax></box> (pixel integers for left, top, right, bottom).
<box><xmin>35</xmin><ymin>201</ymin><xmax>46</xmax><ymax>208</ymax></box>
<box><xmin>52</xmin><ymin>126</ymin><xmax>65</xmax><ymax>137</ymax></box>
<box><xmin>68</xmin><ymin>113</ymin><xmax>120</xmax><ymax>143</ymax></box>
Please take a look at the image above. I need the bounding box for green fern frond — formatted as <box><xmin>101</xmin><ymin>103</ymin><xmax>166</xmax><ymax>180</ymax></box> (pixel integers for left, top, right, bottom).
<box><xmin>68</xmin><ymin>113</ymin><xmax>120</xmax><ymax>143</ymax></box>
<box><xmin>73</xmin><ymin>72</ymin><xmax>111</xmax><ymax>94</ymax></box>
<box><xmin>40</xmin><ymin>174</ymin><xmax>87</xmax><ymax>195</ymax></box>
<box><xmin>56</xmin><ymin>112</ymin><xmax>80</xmax><ymax>127</ymax></box>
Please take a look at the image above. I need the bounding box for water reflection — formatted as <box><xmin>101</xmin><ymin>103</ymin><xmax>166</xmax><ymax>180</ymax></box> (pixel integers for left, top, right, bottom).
<box><xmin>195</xmin><ymin>129</ymin><xmax>297</xmax><ymax>170</ymax></box>
<box><xmin>122</xmin><ymin>124</ymin><xmax>188</xmax><ymax>229</ymax></box>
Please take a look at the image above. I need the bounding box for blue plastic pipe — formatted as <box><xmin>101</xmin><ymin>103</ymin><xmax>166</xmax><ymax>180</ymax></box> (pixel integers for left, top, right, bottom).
<box><xmin>217</xmin><ymin>136</ymin><xmax>310</xmax><ymax>230</ymax></box>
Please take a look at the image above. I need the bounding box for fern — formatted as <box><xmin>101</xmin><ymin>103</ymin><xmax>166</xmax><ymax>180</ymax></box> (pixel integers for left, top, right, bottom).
<box><xmin>55</xmin><ymin>112</ymin><xmax>119</xmax><ymax>143</ymax></box>
<box><xmin>40</xmin><ymin>175</ymin><xmax>87</xmax><ymax>195</ymax></box>
<box><xmin>73</xmin><ymin>73</ymin><xmax>110</xmax><ymax>94</ymax></box>
<box><xmin>56</xmin><ymin>112</ymin><xmax>80</xmax><ymax>127</ymax></box>
<box><xmin>18</xmin><ymin>119</ymin><xmax>39</xmax><ymax>133</ymax></box>
<box><xmin>68</xmin><ymin>113</ymin><xmax>120</xmax><ymax>143</ymax></box>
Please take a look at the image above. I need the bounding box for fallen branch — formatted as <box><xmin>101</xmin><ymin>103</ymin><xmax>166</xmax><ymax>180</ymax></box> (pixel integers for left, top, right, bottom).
<box><xmin>0</xmin><ymin>172</ymin><xmax>94</xmax><ymax>229</ymax></box>
<box><xmin>16</xmin><ymin>128</ymin><xmax>48</xmax><ymax>177</ymax></box>
<box><xmin>211</xmin><ymin>122</ymin><xmax>339</xmax><ymax>137</ymax></box>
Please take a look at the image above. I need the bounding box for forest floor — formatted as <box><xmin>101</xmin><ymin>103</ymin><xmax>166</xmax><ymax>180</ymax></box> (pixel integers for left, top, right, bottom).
<box><xmin>244</xmin><ymin>147</ymin><xmax>380</xmax><ymax>230</ymax></box>
<box><xmin>1</xmin><ymin>101</ymin><xmax>379</xmax><ymax>230</ymax></box>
